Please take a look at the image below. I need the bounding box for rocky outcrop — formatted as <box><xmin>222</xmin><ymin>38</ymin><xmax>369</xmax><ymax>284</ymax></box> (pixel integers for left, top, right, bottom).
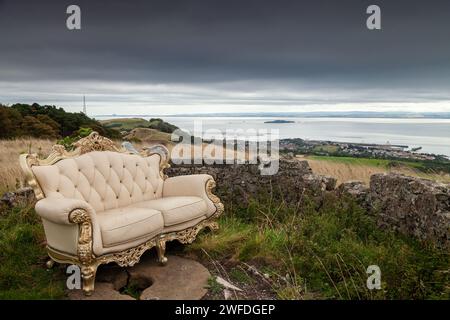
<box><xmin>68</xmin><ymin>254</ymin><xmax>210</xmax><ymax>300</ymax></box>
<box><xmin>0</xmin><ymin>187</ymin><xmax>34</xmax><ymax>207</ymax></box>
<box><xmin>369</xmin><ymin>173</ymin><xmax>450</xmax><ymax>247</ymax></box>
<box><xmin>336</xmin><ymin>180</ymin><xmax>370</xmax><ymax>206</ymax></box>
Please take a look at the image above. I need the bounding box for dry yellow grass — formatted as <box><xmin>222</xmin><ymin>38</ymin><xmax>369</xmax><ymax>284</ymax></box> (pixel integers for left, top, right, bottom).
<box><xmin>2</xmin><ymin>138</ymin><xmax>447</xmax><ymax>195</ymax></box>
<box><xmin>304</xmin><ymin>157</ymin><xmax>385</xmax><ymax>185</ymax></box>
<box><xmin>301</xmin><ymin>155</ymin><xmax>450</xmax><ymax>185</ymax></box>
<box><xmin>0</xmin><ymin>138</ymin><xmax>245</xmax><ymax>194</ymax></box>
<box><xmin>0</xmin><ymin>138</ymin><xmax>55</xmax><ymax>194</ymax></box>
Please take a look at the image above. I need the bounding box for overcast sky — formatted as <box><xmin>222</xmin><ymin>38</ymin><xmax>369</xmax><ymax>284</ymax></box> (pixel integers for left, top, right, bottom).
<box><xmin>1</xmin><ymin>0</ymin><xmax>450</xmax><ymax>115</ymax></box>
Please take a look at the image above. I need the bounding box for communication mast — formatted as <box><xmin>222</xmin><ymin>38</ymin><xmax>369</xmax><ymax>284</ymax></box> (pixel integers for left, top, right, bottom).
<box><xmin>82</xmin><ymin>95</ymin><xmax>86</xmax><ymax>114</ymax></box>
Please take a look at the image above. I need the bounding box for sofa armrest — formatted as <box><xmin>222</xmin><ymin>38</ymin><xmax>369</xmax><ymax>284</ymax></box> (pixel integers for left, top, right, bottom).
<box><xmin>35</xmin><ymin>195</ymin><xmax>104</xmax><ymax>256</ymax></box>
<box><xmin>163</xmin><ymin>174</ymin><xmax>213</xmax><ymax>198</ymax></box>
<box><xmin>163</xmin><ymin>174</ymin><xmax>223</xmax><ymax>217</ymax></box>
<box><xmin>35</xmin><ymin>196</ymin><xmax>95</xmax><ymax>225</ymax></box>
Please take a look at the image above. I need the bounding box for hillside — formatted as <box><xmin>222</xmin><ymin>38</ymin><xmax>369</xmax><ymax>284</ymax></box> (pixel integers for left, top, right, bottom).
<box><xmin>0</xmin><ymin>103</ymin><xmax>119</xmax><ymax>139</ymax></box>
<box><xmin>123</xmin><ymin>127</ymin><xmax>173</xmax><ymax>145</ymax></box>
<box><xmin>101</xmin><ymin>117</ymin><xmax>178</xmax><ymax>133</ymax></box>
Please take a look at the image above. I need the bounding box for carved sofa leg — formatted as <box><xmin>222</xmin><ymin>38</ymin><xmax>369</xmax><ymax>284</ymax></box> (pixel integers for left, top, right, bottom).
<box><xmin>46</xmin><ymin>259</ymin><xmax>55</xmax><ymax>269</ymax></box>
<box><xmin>156</xmin><ymin>239</ymin><xmax>168</xmax><ymax>265</ymax></box>
<box><xmin>81</xmin><ymin>263</ymin><xmax>98</xmax><ymax>296</ymax></box>
<box><xmin>207</xmin><ymin>221</ymin><xmax>219</xmax><ymax>231</ymax></box>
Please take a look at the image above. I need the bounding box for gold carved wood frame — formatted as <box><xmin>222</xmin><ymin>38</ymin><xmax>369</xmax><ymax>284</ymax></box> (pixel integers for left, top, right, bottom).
<box><xmin>20</xmin><ymin>132</ymin><xmax>224</xmax><ymax>295</ymax></box>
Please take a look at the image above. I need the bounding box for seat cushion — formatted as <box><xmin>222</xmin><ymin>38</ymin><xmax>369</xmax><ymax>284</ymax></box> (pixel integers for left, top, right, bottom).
<box><xmin>97</xmin><ymin>207</ymin><xmax>164</xmax><ymax>247</ymax></box>
<box><xmin>133</xmin><ymin>196</ymin><xmax>208</xmax><ymax>226</ymax></box>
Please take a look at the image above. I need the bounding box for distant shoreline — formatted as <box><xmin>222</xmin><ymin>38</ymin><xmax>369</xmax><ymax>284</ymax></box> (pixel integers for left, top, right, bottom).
<box><xmin>93</xmin><ymin>112</ymin><xmax>450</xmax><ymax>119</ymax></box>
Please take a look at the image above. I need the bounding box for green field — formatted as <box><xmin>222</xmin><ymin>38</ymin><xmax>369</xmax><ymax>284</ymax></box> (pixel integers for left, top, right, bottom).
<box><xmin>308</xmin><ymin>155</ymin><xmax>425</xmax><ymax>170</ymax></box>
<box><xmin>100</xmin><ymin>118</ymin><xmax>152</xmax><ymax>131</ymax></box>
<box><xmin>100</xmin><ymin>117</ymin><xmax>178</xmax><ymax>133</ymax></box>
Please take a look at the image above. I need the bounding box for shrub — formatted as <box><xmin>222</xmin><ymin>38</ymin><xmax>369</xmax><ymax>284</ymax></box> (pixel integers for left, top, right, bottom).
<box><xmin>0</xmin><ymin>103</ymin><xmax>120</xmax><ymax>140</ymax></box>
<box><xmin>57</xmin><ymin>127</ymin><xmax>93</xmax><ymax>150</ymax></box>
<box><xmin>148</xmin><ymin>118</ymin><xmax>178</xmax><ymax>133</ymax></box>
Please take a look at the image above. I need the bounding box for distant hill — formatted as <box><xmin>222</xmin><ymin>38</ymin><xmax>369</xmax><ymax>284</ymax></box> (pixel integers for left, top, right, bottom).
<box><xmin>124</xmin><ymin>128</ymin><xmax>173</xmax><ymax>146</ymax></box>
<box><xmin>101</xmin><ymin>117</ymin><xmax>178</xmax><ymax>133</ymax></box>
<box><xmin>264</xmin><ymin>120</ymin><xmax>295</xmax><ymax>123</ymax></box>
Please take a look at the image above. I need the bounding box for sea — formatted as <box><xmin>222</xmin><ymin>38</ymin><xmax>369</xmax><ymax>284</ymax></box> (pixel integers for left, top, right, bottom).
<box><xmin>95</xmin><ymin>116</ymin><xmax>450</xmax><ymax>157</ymax></box>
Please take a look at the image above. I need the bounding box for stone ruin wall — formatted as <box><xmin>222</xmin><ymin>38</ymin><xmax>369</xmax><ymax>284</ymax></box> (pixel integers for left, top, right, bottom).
<box><xmin>2</xmin><ymin>158</ymin><xmax>449</xmax><ymax>248</ymax></box>
<box><xmin>167</xmin><ymin>159</ymin><xmax>450</xmax><ymax>248</ymax></box>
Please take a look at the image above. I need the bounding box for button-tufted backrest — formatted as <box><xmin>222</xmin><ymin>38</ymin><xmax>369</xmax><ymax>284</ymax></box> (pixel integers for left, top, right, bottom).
<box><xmin>32</xmin><ymin>151</ymin><xmax>164</xmax><ymax>213</ymax></box>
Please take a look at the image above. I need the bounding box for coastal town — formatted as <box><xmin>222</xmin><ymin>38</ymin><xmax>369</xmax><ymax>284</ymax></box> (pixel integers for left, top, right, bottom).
<box><xmin>279</xmin><ymin>138</ymin><xmax>450</xmax><ymax>162</ymax></box>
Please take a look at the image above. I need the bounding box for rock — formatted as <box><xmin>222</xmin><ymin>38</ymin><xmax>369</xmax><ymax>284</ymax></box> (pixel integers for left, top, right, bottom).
<box><xmin>322</xmin><ymin>175</ymin><xmax>337</xmax><ymax>191</ymax></box>
<box><xmin>68</xmin><ymin>254</ymin><xmax>210</xmax><ymax>300</ymax></box>
<box><xmin>96</xmin><ymin>264</ymin><xmax>129</xmax><ymax>291</ymax></box>
<box><xmin>0</xmin><ymin>187</ymin><xmax>34</xmax><ymax>207</ymax></box>
<box><xmin>369</xmin><ymin>173</ymin><xmax>450</xmax><ymax>247</ymax></box>
<box><xmin>0</xmin><ymin>192</ymin><xmax>15</xmax><ymax>207</ymax></box>
<box><xmin>129</xmin><ymin>255</ymin><xmax>210</xmax><ymax>300</ymax></box>
<box><xmin>166</xmin><ymin>159</ymin><xmax>334</xmax><ymax>206</ymax></box>
<box><xmin>337</xmin><ymin>180</ymin><xmax>369</xmax><ymax>203</ymax></box>
<box><xmin>283</xmin><ymin>152</ymin><xmax>295</xmax><ymax>160</ymax></box>
<box><xmin>68</xmin><ymin>283</ymin><xmax>135</xmax><ymax>300</ymax></box>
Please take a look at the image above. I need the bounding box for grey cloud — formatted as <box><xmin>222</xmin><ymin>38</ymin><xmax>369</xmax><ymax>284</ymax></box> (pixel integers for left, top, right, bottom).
<box><xmin>1</xmin><ymin>0</ymin><xmax>450</xmax><ymax>113</ymax></box>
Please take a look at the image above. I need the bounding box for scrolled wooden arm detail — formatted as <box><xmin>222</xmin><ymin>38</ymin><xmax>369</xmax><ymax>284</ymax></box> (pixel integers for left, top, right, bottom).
<box><xmin>69</xmin><ymin>209</ymin><xmax>94</xmax><ymax>264</ymax></box>
<box><xmin>205</xmin><ymin>178</ymin><xmax>224</xmax><ymax>219</ymax></box>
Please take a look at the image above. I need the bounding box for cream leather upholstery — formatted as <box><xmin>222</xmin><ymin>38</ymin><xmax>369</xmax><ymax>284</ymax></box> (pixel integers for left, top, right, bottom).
<box><xmin>31</xmin><ymin>150</ymin><xmax>217</xmax><ymax>255</ymax></box>
<box><xmin>97</xmin><ymin>207</ymin><xmax>163</xmax><ymax>247</ymax></box>
<box><xmin>163</xmin><ymin>174</ymin><xmax>218</xmax><ymax>216</ymax></box>
<box><xmin>35</xmin><ymin>195</ymin><xmax>103</xmax><ymax>255</ymax></box>
<box><xmin>32</xmin><ymin>151</ymin><xmax>164</xmax><ymax>213</ymax></box>
<box><xmin>134</xmin><ymin>196</ymin><xmax>208</xmax><ymax>226</ymax></box>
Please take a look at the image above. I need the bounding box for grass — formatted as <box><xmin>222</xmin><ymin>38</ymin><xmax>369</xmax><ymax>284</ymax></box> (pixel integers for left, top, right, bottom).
<box><xmin>313</xmin><ymin>145</ymin><xmax>340</xmax><ymax>154</ymax></box>
<box><xmin>188</xmin><ymin>194</ymin><xmax>450</xmax><ymax>300</ymax></box>
<box><xmin>0</xmin><ymin>193</ymin><xmax>448</xmax><ymax>300</ymax></box>
<box><xmin>0</xmin><ymin>138</ymin><xmax>54</xmax><ymax>194</ymax></box>
<box><xmin>100</xmin><ymin>118</ymin><xmax>151</xmax><ymax>131</ymax></box>
<box><xmin>207</xmin><ymin>277</ymin><xmax>224</xmax><ymax>295</ymax></box>
<box><xmin>100</xmin><ymin>117</ymin><xmax>177</xmax><ymax>134</ymax></box>
<box><xmin>229</xmin><ymin>268</ymin><xmax>255</xmax><ymax>285</ymax></box>
<box><xmin>0</xmin><ymin>204</ymin><xmax>66</xmax><ymax>299</ymax></box>
<box><xmin>308</xmin><ymin>155</ymin><xmax>423</xmax><ymax>169</ymax></box>
<box><xmin>0</xmin><ymin>137</ymin><xmax>159</xmax><ymax>195</ymax></box>
<box><xmin>304</xmin><ymin>155</ymin><xmax>450</xmax><ymax>185</ymax></box>
<box><xmin>123</xmin><ymin>127</ymin><xmax>173</xmax><ymax>144</ymax></box>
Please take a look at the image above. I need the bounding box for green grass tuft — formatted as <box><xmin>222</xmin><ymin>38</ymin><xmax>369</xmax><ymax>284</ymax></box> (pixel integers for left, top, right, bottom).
<box><xmin>0</xmin><ymin>205</ymin><xmax>66</xmax><ymax>299</ymax></box>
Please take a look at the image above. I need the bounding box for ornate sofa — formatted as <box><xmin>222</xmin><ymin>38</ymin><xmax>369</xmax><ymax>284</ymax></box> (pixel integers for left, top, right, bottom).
<box><xmin>20</xmin><ymin>132</ymin><xmax>223</xmax><ymax>295</ymax></box>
